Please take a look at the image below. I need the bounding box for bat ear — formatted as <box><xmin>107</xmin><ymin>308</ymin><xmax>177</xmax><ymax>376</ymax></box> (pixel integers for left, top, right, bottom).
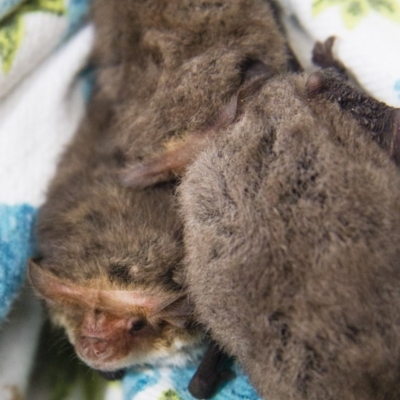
<box><xmin>312</xmin><ymin>37</ymin><xmax>347</xmax><ymax>76</ymax></box>
<box><xmin>312</xmin><ymin>36</ymin><xmax>334</xmax><ymax>69</ymax></box>
<box><xmin>28</xmin><ymin>258</ymin><xmax>81</xmax><ymax>305</ymax></box>
<box><xmin>148</xmin><ymin>294</ymin><xmax>193</xmax><ymax>329</ymax></box>
<box><xmin>306</xmin><ymin>71</ymin><xmax>325</xmax><ymax>98</ymax></box>
<box><xmin>98</xmin><ymin>290</ymin><xmax>193</xmax><ymax>328</ymax></box>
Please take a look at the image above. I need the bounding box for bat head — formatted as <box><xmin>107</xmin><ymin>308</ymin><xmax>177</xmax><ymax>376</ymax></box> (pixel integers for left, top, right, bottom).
<box><xmin>28</xmin><ymin>259</ymin><xmax>200</xmax><ymax>372</ymax></box>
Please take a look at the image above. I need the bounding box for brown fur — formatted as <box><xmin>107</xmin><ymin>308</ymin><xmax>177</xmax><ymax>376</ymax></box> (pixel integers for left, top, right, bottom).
<box><xmin>99</xmin><ymin>0</ymin><xmax>298</xmax><ymax>183</ymax></box>
<box><xmin>28</xmin><ymin>0</ymin><xmax>296</xmax><ymax>377</ymax></box>
<box><xmin>311</xmin><ymin>37</ymin><xmax>400</xmax><ymax>165</ymax></box>
<box><xmin>179</xmin><ymin>72</ymin><xmax>400</xmax><ymax>400</ymax></box>
<box><xmin>29</xmin><ymin>91</ymin><xmax>201</xmax><ymax>371</ymax></box>
<box><xmin>308</xmin><ymin>68</ymin><xmax>400</xmax><ymax>165</ymax></box>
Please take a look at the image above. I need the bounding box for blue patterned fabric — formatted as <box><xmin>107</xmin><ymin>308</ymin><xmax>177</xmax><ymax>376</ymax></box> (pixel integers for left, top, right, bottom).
<box><xmin>124</xmin><ymin>368</ymin><xmax>162</xmax><ymax>399</ymax></box>
<box><xmin>0</xmin><ymin>0</ymin><xmax>90</xmax><ymax>26</ymax></box>
<box><xmin>0</xmin><ymin>0</ymin><xmax>24</xmax><ymax>19</ymax></box>
<box><xmin>123</xmin><ymin>364</ymin><xmax>262</xmax><ymax>400</ymax></box>
<box><xmin>65</xmin><ymin>0</ymin><xmax>90</xmax><ymax>38</ymax></box>
<box><xmin>0</xmin><ymin>204</ymin><xmax>37</xmax><ymax>321</ymax></box>
<box><xmin>0</xmin><ymin>0</ymin><xmax>91</xmax><ymax>323</ymax></box>
<box><xmin>394</xmin><ymin>79</ymin><xmax>400</xmax><ymax>101</ymax></box>
<box><xmin>0</xmin><ymin>0</ymin><xmax>93</xmax><ymax>97</ymax></box>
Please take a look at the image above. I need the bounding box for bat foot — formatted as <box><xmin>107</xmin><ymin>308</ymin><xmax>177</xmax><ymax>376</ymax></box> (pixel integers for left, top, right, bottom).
<box><xmin>188</xmin><ymin>341</ymin><xmax>235</xmax><ymax>399</ymax></box>
<box><xmin>188</xmin><ymin>373</ymin><xmax>217</xmax><ymax>399</ymax></box>
<box><xmin>188</xmin><ymin>368</ymin><xmax>235</xmax><ymax>399</ymax></box>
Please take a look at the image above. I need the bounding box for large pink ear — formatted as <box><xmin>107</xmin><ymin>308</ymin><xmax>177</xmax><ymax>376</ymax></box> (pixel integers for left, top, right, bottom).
<box><xmin>29</xmin><ymin>259</ymin><xmax>193</xmax><ymax>325</ymax></box>
<box><xmin>28</xmin><ymin>259</ymin><xmax>87</xmax><ymax>305</ymax></box>
<box><xmin>99</xmin><ymin>290</ymin><xmax>193</xmax><ymax>327</ymax></box>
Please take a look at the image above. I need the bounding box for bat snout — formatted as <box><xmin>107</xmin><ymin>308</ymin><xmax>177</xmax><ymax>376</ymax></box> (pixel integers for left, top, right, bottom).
<box><xmin>77</xmin><ymin>336</ymin><xmax>113</xmax><ymax>360</ymax></box>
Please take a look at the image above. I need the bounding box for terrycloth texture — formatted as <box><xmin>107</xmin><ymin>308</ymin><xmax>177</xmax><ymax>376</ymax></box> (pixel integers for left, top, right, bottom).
<box><xmin>0</xmin><ymin>205</ymin><xmax>36</xmax><ymax>321</ymax></box>
<box><xmin>123</xmin><ymin>365</ymin><xmax>261</xmax><ymax>400</ymax></box>
<box><xmin>280</xmin><ymin>0</ymin><xmax>400</xmax><ymax>107</ymax></box>
<box><xmin>0</xmin><ymin>0</ymin><xmax>92</xmax><ymax>323</ymax></box>
<box><xmin>0</xmin><ymin>0</ymin><xmax>90</xmax><ymax>98</ymax></box>
<box><xmin>0</xmin><ymin>17</ymin><xmax>93</xmax><ymax>400</ymax></box>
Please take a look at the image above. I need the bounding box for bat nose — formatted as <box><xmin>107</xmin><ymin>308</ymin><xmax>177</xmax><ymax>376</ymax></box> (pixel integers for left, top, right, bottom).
<box><xmin>78</xmin><ymin>336</ymin><xmax>111</xmax><ymax>359</ymax></box>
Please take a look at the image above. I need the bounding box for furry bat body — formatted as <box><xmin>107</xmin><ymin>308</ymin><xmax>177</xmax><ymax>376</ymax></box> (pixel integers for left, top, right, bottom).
<box><xmin>179</xmin><ymin>72</ymin><xmax>400</xmax><ymax>399</ymax></box>
<box><xmin>28</xmin><ymin>0</ymin><xmax>297</xmax><ymax>389</ymax></box>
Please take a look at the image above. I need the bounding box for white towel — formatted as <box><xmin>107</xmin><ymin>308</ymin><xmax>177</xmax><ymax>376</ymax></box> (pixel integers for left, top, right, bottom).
<box><xmin>280</xmin><ymin>0</ymin><xmax>400</xmax><ymax>107</ymax></box>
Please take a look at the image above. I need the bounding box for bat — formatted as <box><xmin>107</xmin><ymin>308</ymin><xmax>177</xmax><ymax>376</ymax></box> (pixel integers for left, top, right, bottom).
<box><xmin>179</xmin><ymin>71</ymin><xmax>400</xmax><ymax>399</ymax></box>
<box><xmin>29</xmin><ymin>0</ymin><xmax>297</xmax><ymax>397</ymax></box>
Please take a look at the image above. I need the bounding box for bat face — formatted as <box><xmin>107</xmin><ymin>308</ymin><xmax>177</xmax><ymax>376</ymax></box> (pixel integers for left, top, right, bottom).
<box><xmin>29</xmin><ymin>260</ymin><xmax>201</xmax><ymax>372</ymax></box>
<box><xmin>52</xmin><ymin>300</ymin><xmax>158</xmax><ymax>371</ymax></box>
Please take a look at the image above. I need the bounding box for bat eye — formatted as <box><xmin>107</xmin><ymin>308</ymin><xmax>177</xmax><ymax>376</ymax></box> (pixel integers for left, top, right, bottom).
<box><xmin>130</xmin><ymin>319</ymin><xmax>146</xmax><ymax>333</ymax></box>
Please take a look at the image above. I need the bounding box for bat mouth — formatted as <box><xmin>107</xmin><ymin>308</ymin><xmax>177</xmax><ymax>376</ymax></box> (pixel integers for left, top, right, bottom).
<box><xmin>74</xmin><ymin>337</ymin><xmax>127</xmax><ymax>370</ymax></box>
<box><xmin>76</xmin><ymin>352</ymin><xmax>129</xmax><ymax>372</ymax></box>
<box><xmin>74</xmin><ymin>335</ymin><xmax>149</xmax><ymax>371</ymax></box>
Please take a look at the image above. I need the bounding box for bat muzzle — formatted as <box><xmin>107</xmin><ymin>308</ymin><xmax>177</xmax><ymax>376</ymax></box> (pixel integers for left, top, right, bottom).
<box><xmin>77</xmin><ymin>336</ymin><xmax>113</xmax><ymax>361</ymax></box>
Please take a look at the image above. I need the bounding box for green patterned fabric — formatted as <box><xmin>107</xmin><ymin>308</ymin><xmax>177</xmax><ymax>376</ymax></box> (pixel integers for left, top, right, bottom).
<box><xmin>313</xmin><ymin>0</ymin><xmax>400</xmax><ymax>29</ymax></box>
<box><xmin>159</xmin><ymin>389</ymin><xmax>183</xmax><ymax>400</ymax></box>
<box><xmin>0</xmin><ymin>0</ymin><xmax>66</xmax><ymax>73</ymax></box>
